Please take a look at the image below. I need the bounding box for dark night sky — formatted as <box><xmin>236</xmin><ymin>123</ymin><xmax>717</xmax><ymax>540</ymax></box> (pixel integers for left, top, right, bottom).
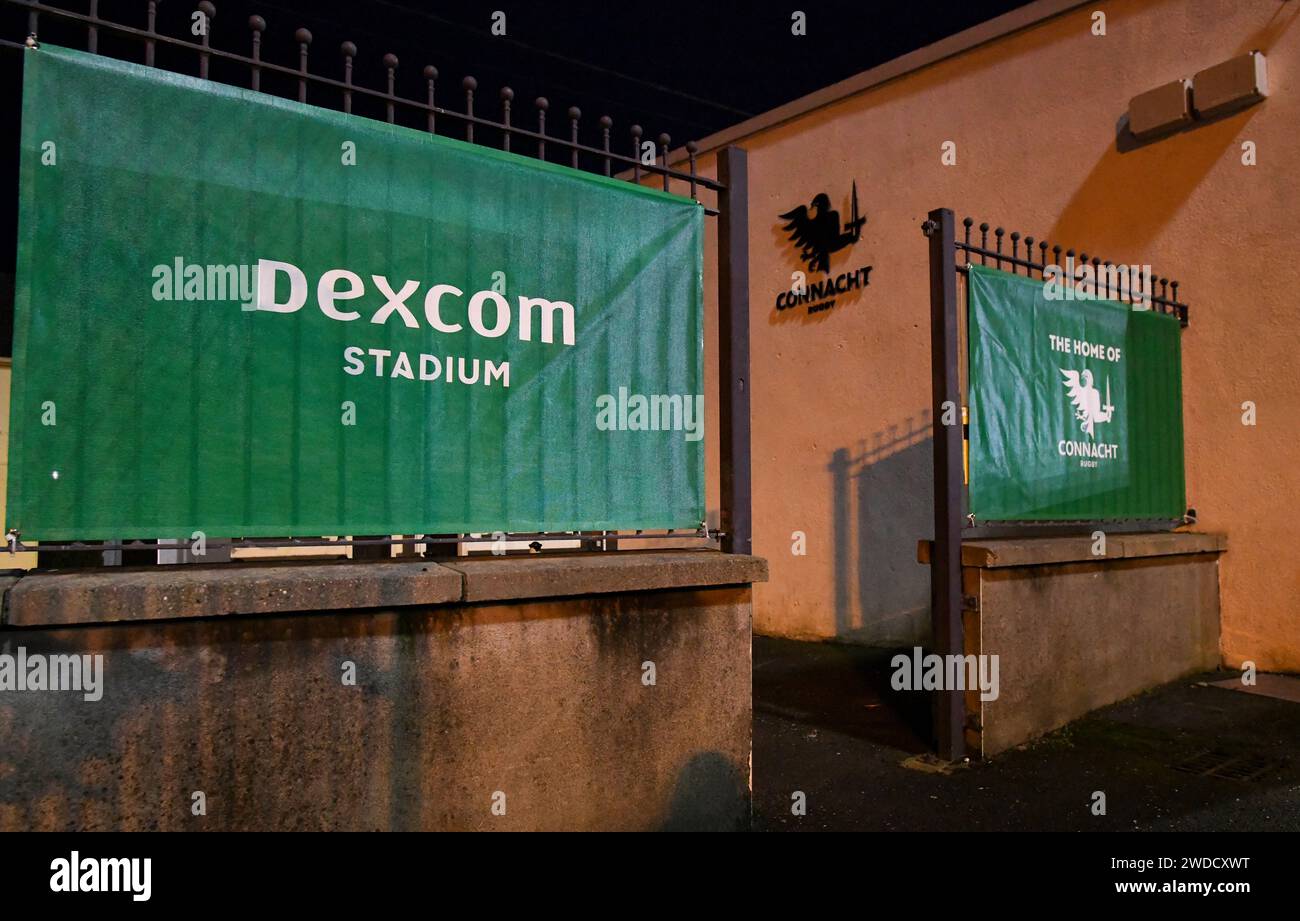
<box><xmin>0</xmin><ymin>0</ymin><xmax>1035</xmax><ymax>348</ymax></box>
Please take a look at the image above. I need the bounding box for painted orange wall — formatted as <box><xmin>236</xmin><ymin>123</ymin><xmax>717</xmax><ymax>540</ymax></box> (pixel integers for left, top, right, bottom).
<box><xmin>0</xmin><ymin>361</ymin><xmax>38</xmax><ymax>569</ymax></box>
<box><xmin>680</xmin><ymin>0</ymin><xmax>1300</xmax><ymax>669</ymax></box>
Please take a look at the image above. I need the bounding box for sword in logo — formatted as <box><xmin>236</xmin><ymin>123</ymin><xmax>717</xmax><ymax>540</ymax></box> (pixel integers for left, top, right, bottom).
<box><xmin>1102</xmin><ymin>375</ymin><xmax>1114</xmax><ymax>421</ymax></box>
<box><xmin>846</xmin><ymin>181</ymin><xmax>865</xmax><ymax>241</ymax></box>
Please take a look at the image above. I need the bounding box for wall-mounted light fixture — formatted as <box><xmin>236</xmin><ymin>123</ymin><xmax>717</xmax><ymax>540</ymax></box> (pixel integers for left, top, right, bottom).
<box><xmin>1193</xmin><ymin>51</ymin><xmax>1269</xmax><ymax>119</ymax></box>
<box><xmin>1125</xmin><ymin>51</ymin><xmax>1267</xmax><ymax>142</ymax></box>
<box><xmin>1128</xmin><ymin>78</ymin><xmax>1193</xmax><ymax>138</ymax></box>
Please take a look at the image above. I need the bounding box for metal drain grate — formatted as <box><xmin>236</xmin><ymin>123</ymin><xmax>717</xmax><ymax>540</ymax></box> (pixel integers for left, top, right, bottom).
<box><xmin>1171</xmin><ymin>749</ymin><xmax>1285</xmax><ymax>782</ymax></box>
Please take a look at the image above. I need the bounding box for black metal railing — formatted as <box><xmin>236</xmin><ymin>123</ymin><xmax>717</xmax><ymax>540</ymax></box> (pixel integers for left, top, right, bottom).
<box><xmin>2</xmin><ymin>0</ymin><xmax>722</xmax><ymax>209</ymax></box>
<box><xmin>1</xmin><ymin>0</ymin><xmax>753</xmax><ymax>562</ymax></box>
<box><xmin>950</xmin><ymin>216</ymin><xmax>1188</xmax><ymax>326</ymax></box>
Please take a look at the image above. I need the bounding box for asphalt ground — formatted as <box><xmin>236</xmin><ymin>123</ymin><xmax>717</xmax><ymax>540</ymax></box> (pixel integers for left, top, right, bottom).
<box><xmin>752</xmin><ymin>635</ymin><xmax>1300</xmax><ymax>832</ymax></box>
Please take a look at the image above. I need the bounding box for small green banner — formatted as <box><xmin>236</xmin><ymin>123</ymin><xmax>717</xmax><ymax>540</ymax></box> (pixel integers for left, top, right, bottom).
<box><xmin>967</xmin><ymin>264</ymin><xmax>1185</xmax><ymax>521</ymax></box>
<box><xmin>9</xmin><ymin>46</ymin><xmax>704</xmax><ymax>540</ymax></box>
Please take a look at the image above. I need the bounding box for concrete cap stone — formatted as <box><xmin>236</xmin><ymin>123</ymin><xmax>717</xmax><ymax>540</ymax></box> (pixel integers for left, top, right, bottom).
<box><xmin>917</xmin><ymin>531</ymin><xmax>1227</xmax><ymax>569</ymax></box>
<box><xmin>3</xmin><ymin>560</ymin><xmax>462</xmax><ymax>627</ymax></box>
<box><xmin>0</xmin><ymin>551</ymin><xmax>769</xmax><ymax>626</ymax></box>
<box><xmin>441</xmin><ymin>549</ymin><xmax>769</xmax><ymax>603</ymax></box>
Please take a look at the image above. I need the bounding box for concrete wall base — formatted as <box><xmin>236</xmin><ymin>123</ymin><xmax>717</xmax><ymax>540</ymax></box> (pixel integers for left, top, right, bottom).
<box><xmin>0</xmin><ymin>551</ymin><xmax>763</xmax><ymax>831</ymax></box>
<box><xmin>925</xmin><ymin>533</ymin><xmax>1225</xmax><ymax>757</ymax></box>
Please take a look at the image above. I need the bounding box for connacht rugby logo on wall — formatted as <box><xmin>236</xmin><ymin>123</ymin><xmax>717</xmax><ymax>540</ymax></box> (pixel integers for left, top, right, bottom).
<box><xmin>780</xmin><ymin>184</ymin><xmax>864</xmax><ymax>272</ymax></box>
<box><xmin>774</xmin><ymin>182</ymin><xmax>873</xmax><ymax>316</ymax></box>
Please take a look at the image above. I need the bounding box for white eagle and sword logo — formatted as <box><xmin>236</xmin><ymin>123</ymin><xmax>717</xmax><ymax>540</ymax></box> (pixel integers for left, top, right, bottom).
<box><xmin>1060</xmin><ymin>367</ymin><xmax>1115</xmax><ymax>438</ymax></box>
<box><xmin>779</xmin><ymin>182</ymin><xmax>866</xmax><ymax>273</ymax></box>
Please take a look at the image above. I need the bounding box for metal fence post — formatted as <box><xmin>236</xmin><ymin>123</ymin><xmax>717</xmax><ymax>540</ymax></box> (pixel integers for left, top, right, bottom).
<box><xmin>925</xmin><ymin>207</ymin><xmax>966</xmax><ymax>761</ymax></box>
<box><xmin>718</xmin><ymin>147</ymin><xmax>751</xmax><ymax>556</ymax></box>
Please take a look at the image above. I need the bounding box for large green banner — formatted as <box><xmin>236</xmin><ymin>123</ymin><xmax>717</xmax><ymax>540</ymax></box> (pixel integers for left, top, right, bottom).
<box><xmin>10</xmin><ymin>46</ymin><xmax>703</xmax><ymax>540</ymax></box>
<box><xmin>967</xmin><ymin>265</ymin><xmax>1184</xmax><ymax>521</ymax></box>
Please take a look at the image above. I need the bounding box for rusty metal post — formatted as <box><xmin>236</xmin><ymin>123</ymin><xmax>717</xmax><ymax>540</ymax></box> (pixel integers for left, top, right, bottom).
<box><xmin>718</xmin><ymin>147</ymin><xmax>751</xmax><ymax>555</ymax></box>
<box><xmin>924</xmin><ymin>207</ymin><xmax>966</xmax><ymax>761</ymax></box>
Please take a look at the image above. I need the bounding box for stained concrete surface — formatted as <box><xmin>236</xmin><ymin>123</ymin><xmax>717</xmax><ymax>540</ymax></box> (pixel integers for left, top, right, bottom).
<box><xmin>0</xmin><ymin>586</ymin><xmax>752</xmax><ymax>831</ymax></box>
<box><xmin>753</xmin><ymin>636</ymin><xmax>1300</xmax><ymax>832</ymax></box>
<box><xmin>971</xmin><ymin>551</ymin><xmax>1222</xmax><ymax>756</ymax></box>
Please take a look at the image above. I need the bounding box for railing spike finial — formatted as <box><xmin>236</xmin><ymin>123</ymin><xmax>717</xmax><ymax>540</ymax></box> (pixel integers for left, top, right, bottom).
<box><xmin>568</xmin><ymin>107</ymin><xmax>581</xmax><ymax>169</ymax></box>
<box><xmin>535</xmin><ymin>97</ymin><xmax>549</xmax><ymax>161</ymax></box>
<box><xmin>424</xmin><ymin>65</ymin><xmax>438</xmax><ymax>133</ymax></box>
<box><xmin>500</xmin><ymin>87</ymin><xmax>514</xmax><ymax>150</ymax></box>
<box><xmin>294</xmin><ymin>28</ymin><xmax>312</xmax><ymax>103</ymax></box>
<box><xmin>658</xmin><ymin>133</ymin><xmax>672</xmax><ymax>192</ymax></box>
<box><xmin>249</xmin><ymin>17</ymin><xmax>267</xmax><ymax>90</ymax></box>
<box><xmin>463</xmin><ymin>76</ymin><xmax>477</xmax><ymax>142</ymax></box>
<box><xmin>340</xmin><ymin>41</ymin><xmax>357</xmax><ymax>113</ymax></box>
<box><xmin>686</xmin><ymin>140</ymin><xmax>700</xmax><ymax>199</ymax></box>
<box><xmin>599</xmin><ymin>115</ymin><xmax>613</xmax><ymax>176</ymax></box>
<box><xmin>144</xmin><ymin>2</ymin><xmax>161</xmax><ymax>65</ymax></box>
<box><xmin>383</xmin><ymin>53</ymin><xmax>399</xmax><ymax>123</ymax></box>
<box><xmin>630</xmin><ymin>124</ymin><xmax>643</xmax><ymax>182</ymax></box>
<box><xmin>198</xmin><ymin>2</ymin><xmax>216</xmax><ymax>80</ymax></box>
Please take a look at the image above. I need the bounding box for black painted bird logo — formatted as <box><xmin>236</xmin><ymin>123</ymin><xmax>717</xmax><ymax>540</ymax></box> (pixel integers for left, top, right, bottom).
<box><xmin>779</xmin><ymin>182</ymin><xmax>866</xmax><ymax>273</ymax></box>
